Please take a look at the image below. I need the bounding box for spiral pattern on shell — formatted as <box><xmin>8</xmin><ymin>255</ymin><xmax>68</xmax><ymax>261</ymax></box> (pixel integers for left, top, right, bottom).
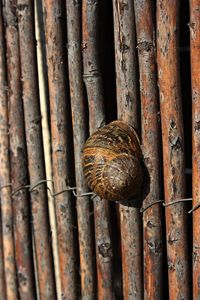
<box><xmin>82</xmin><ymin>120</ymin><xmax>143</xmax><ymax>201</ymax></box>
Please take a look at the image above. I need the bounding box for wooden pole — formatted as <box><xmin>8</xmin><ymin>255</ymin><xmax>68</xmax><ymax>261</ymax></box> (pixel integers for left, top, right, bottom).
<box><xmin>0</xmin><ymin>209</ymin><xmax>6</xmax><ymax>300</ymax></box>
<box><xmin>157</xmin><ymin>1</ymin><xmax>190</xmax><ymax>299</ymax></box>
<box><xmin>190</xmin><ymin>0</ymin><xmax>200</xmax><ymax>298</ymax></box>
<box><xmin>3</xmin><ymin>1</ymin><xmax>36</xmax><ymax>299</ymax></box>
<box><xmin>112</xmin><ymin>1</ymin><xmax>142</xmax><ymax>299</ymax></box>
<box><xmin>44</xmin><ymin>1</ymin><xmax>77</xmax><ymax>299</ymax></box>
<box><xmin>34</xmin><ymin>1</ymin><xmax>61</xmax><ymax>298</ymax></box>
<box><xmin>66</xmin><ymin>1</ymin><xmax>95</xmax><ymax>299</ymax></box>
<box><xmin>134</xmin><ymin>1</ymin><xmax>163</xmax><ymax>299</ymax></box>
<box><xmin>17</xmin><ymin>1</ymin><xmax>56</xmax><ymax>299</ymax></box>
<box><xmin>112</xmin><ymin>0</ymin><xmax>139</xmax><ymax>129</ymax></box>
<box><xmin>0</xmin><ymin>2</ymin><xmax>18</xmax><ymax>299</ymax></box>
<box><xmin>82</xmin><ymin>1</ymin><xmax>114</xmax><ymax>299</ymax></box>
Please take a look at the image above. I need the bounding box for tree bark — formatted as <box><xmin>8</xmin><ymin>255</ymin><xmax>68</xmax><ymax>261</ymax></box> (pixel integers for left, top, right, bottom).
<box><xmin>112</xmin><ymin>1</ymin><xmax>142</xmax><ymax>299</ymax></box>
<box><xmin>3</xmin><ymin>1</ymin><xmax>36</xmax><ymax>299</ymax></box>
<box><xmin>134</xmin><ymin>1</ymin><xmax>163</xmax><ymax>299</ymax></box>
<box><xmin>66</xmin><ymin>1</ymin><xmax>96</xmax><ymax>299</ymax></box>
<box><xmin>44</xmin><ymin>0</ymin><xmax>77</xmax><ymax>299</ymax></box>
<box><xmin>0</xmin><ymin>2</ymin><xmax>18</xmax><ymax>299</ymax></box>
<box><xmin>190</xmin><ymin>0</ymin><xmax>200</xmax><ymax>298</ymax></box>
<box><xmin>17</xmin><ymin>1</ymin><xmax>56</xmax><ymax>299</ymax></box>
<box><xmin>157</xmin><ymin>1</ymin><xmax>190</xmax><ymax>299</ymax></box>
<box><xmin>82</xmin><ymin>1</ymin><xmax>115</xmax><ymax>299</ymax></box>
<box><xmin>0</xmin><ymin>210</ymin><xmax>6</xmax><ymax>299</ymax></box>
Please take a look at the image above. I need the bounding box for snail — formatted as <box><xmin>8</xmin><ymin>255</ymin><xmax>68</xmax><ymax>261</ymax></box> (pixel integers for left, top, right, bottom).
<box><xmin>82</xmin><ymin>120</ymin><xmax>143</xmax><ymax>201</ymax></box>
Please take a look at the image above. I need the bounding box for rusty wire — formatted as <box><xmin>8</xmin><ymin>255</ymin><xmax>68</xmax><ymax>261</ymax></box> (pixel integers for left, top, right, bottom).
<box><xmin>0</xmin><ymin>182</ymin><xmax>195</xmax><ymax>214</ymax></box>
<box><xmin>0</xmin><ymin>181</ymin><xmax>93</xmax><ymax>199</ymax></box>
<box><xmin>141</xmin><ymin>198</ymin><xmax>193</xmax><ymax>213</ymax></box>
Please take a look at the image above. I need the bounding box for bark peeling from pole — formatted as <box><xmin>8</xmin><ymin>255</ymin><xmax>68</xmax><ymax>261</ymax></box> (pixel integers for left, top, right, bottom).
<box><xmin>190</xmin><ymin>0</ymin><xmax>200</xmax><ymax>298</ymax></box>
<box><xmin>134</xmin><ymin>1</ymin><xmax>163</xmax><ymax>299</ymax></box>
<box><xmin>44</xmin><ymin>1</ymin><xmax>77</xmax><ymax>299</ymax></box>
<box><xmin>66</xmin><ymin>1</ymin><xmax>96</xmax><ymax>299</ymax></box>
<box><xmin>0</xmin><ymin>2</ymin><xmax>18</xmax><ymax>299</ymax></box>
<box><xmin>157</xmin><ymin>1</ymin><xmax>190</xmax><ymax>299</ymax></box>
<box><xmin>3</xmin><ymin>1</ymin><xmax>36</xmax><ymax>299</ymax></box>
<box><xmin>17</xmin><ymin>1</ymin><xmax>56</xmax><ymax>299</ymax></box>
<box><xmin>112</xmin><ymin>1</ymin><xmax>142</xmax><ymax>299</ymax></box>
<box><xmin>82</xmin><ymin>1</ymin><xmax>115</xmax><ymax>299</ymax></box>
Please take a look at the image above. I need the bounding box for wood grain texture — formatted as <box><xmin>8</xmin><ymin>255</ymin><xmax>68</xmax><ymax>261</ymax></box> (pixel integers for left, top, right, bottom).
<box><xmin>0</xmin><ymin>2</ymin><xmax>18</xmax><ymax>299</ymax></box>
<box><xmin>134</xmin><ymin>0</ymin><xmax>163</xmax><ymax>299</ymax></box>
<box><xmin>157</xmin><ymin>1</ymin><xmax>190</xmax><ymax>299</ymax></box>
<box><xmin>190</xmin><ymin>0</ymin><xmax>200</xmax><ymax>298</ymax></box>
<box><xmin>112</xmin><ymin>1</ymin><xmax>142</xmax><ymax>298</ymax></box>
<box><xmin>66</xmin><ymin>1</ymin><xmax>96</xmax><ymax>298</ymax></box>
<box><xmin>3</xmin><ymin>1</ymin><xmax>36</xmax><ymax>299</ymax></box>
<box><xmin>82</xmin><ymin>1</ymin><xmax>115</xmax><ymax>298</ymax></box>
<box><xmin>17</xmin><ymin>1</ymin><xmax>56</xmax><ymax>299</ymax></box>
<box><xmin>44</xmin><ymin>0</ymin><xmax>77</xmax><ymax>299</ymax></box>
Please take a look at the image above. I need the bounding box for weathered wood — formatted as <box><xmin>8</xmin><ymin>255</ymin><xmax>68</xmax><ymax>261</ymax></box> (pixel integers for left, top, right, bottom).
<box><xmin>17</xmin><ymin>1</ymin><xmax>56</xmax><ymax>299</ymax></box>
<box><xmin>44</xmin><ymin>0</ymin><xmax>77</xmax><ymax>299</ymax></box>
<box><xmin>0</xmin><ymin>209</ymin><xmax>6</xmax><ymax>300</ymax></box>
<box><xmin>190</xmin><ymin>0</ymin><xmax>200</xmax><ymax>298</ymax></box>
<box><xmin>34</xmin><ymin>0</ymin><xmax>61</xmax><ymax>298</ymax></box>
<box><xmin>82</xmin><ymin>1</ymin><xmax>114</xmax><ymax>299</ymax></box>
<box><xmin>3</xmin><ymin>1</ymin><xmax>36</xmax><ymax>299</ymax></box>
<box><xmin>157</xmin><ymin>1</ymin><xmax>190</xmax><ymax>299</ymax></box>
<box><xmin>134</xmin><ymin>1</ymin><xmax>163</xmax><ymax>299</ymax></box>
<box><xmin>112</xmin><ymin>0</ymin><xmax>139</xmax><ymax>130</ymax></box>
<box><xmin>112</xmin><ymin>1</ymin><xmax>142</xmax><ymax>299</ymax></box>
<box><xmin>0</xmin><ymin>2</ymin><xmax>18</xmax><ymax>299</ymax></box>
<box><xmin>66</xmin><ymin>1</ymin><xmax>96</xmax><ymax>299</ymax></box>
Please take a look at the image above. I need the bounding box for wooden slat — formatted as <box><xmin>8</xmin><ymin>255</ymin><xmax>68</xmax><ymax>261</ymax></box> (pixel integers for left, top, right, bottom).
<box><xmin>112</xmin><ymin>1</ymin><xmax>142</xmax><ymax>299</ymax></box>
<box><xmin>34</xmin><ymin>0</ymin><xmax>61</xmax><ymax>298</ymax></box>
<box><xmin>0</xmin><ymin>209</ymin><xmax>6</xmax><ymax>300</ymax></box>
<box><xmin>17</xmin><ymin>1</ymin><xmax>56</xmax><ymax>299</ymax></box>
<box><xmin>0</xmin><ymin>2</ymin><xmax>18</xmax><ymax>299</ymax></box>
<box><xmin>157</xmin><ymin>1</ymin><xmax>190</xmax><ymax>298</ymax></box>
<box><xmin>82</xmin><ymin>1</ymin><xmax>115</xmax><ymax>299</ymax></box>
<box><xmin>190</xmin><ymin>0</ymin><xmax>200</xmax><ymax>298</ymax></box>
<box><xmin>44</xmin><ymin>0</ymin><xmax>77</xmax><ymax>299</ymax></box>
<box><xmin>3</xmin><ymin>1</ymin><xmax>36</xmax><ymax>299</ymax></box>
<box><xmin>66</xmin><ymin>1</ymin><xmax>96</xmax><ymax>299</ymax></box>
<box><xmin>134</xmin><ymin>1</ymin><xmax>163</xmax><ymax>299</ymax></box>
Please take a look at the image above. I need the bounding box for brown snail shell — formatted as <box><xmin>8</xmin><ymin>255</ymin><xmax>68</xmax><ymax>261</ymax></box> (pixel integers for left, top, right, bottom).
<box><xmin>82</xmin><ymin>120</ymin><xmax>143</xmax><ymax>201</ymax></box>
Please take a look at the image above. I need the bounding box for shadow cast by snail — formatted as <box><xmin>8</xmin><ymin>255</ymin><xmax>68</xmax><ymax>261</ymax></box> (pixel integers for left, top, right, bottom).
<box><xmin>82</xmin><ymin>120</ymin><xmax>150</xmax><ymax>208</ymax></box>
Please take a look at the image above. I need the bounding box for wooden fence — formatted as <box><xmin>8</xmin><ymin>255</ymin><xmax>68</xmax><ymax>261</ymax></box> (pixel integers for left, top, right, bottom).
<box><xmin>0</xmin><ymin>1</ymin><xmax>197</xmax><ymax>299</ymax></box>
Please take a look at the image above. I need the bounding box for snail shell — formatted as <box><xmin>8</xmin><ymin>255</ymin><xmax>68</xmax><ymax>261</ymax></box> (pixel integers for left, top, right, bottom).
<box><xmin>82</xmin><ymin>120</ymin><xmax>143</xmax><ymax>201</ymax></box>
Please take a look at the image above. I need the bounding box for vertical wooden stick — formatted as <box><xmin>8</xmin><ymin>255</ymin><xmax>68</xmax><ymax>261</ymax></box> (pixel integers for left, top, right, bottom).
<box><xmin>134</xmin><ymin>1</ymin><xmax>163</xmax><ymax>299</ymax></box>
<box><xmin>112</xmin><ymin>0</ymin><xmax>139</xmax><ymax>130</ymax></box>
<box><xmin>0</xmin><ymin>2</ymin><xmax>18</xmax><ymax>299</ymax></box>
<box><xmin>190</xmin><ymin>0</ymin><xmax>200</xmax><ymax>298</ymax></box>
<box><xmin>44</xmin><ymin>1</ymin><xmax>77</xmax><ymax>299</ymax></box>
<box><xmin>34</xmin><ymin>1</ymin><xmax>61</xmax><ymax>298</ymax></box>
<box><xmin>82</xmin><ymin>1</ymin><xmax>114</xmax><ymax>299</ymax></box>
<box><xmin>157</xmin><ymin>1</ymin><xmax>190</xmax><ymax>299</ymax></box>
<box><xmin>3</xmin><ymin>1</ymin><xmax>36</xmax><ymax>299</ymax></box>
<box><xmin>66</xmin><ymin>1</ymin><xmax>95</xmax><ymax>299</ymax></box>
<box><xmin>17</xmin><ymin>1</ymin><xmax>56</xmax><ymax>299</ymax></box>
<box><xmin>0</xmin><ymin>210</ymin><xmax>6</xmax><ymax>300</ymax></box>
<box><xmin>112</xmin><ymin>1</ymin><xmax>142</xmax><ymax>299</ymax></box>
